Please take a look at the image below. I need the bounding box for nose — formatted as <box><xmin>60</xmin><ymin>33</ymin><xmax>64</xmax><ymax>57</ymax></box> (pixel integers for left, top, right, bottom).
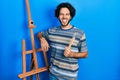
<box><xmin>63</xmin><ymin>14</ymin><xmax>67</xmax><ymax>18</ymax></box>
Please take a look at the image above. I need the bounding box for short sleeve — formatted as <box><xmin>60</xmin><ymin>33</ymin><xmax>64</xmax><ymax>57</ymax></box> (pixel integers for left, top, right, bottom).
<box><xmin>78</xmin><ymin>32</ymin><xmax>88</xmax><ymax>52</ymax></box>
<box><xmin>41</xmin><ymin>29</ymin><xmax>49</xmax><ymax>40</ymax></box>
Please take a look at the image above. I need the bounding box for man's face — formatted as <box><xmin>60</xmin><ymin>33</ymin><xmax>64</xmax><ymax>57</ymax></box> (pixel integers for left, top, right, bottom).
<box><xmin>59</xmin><ymin>7</ymin><xmax>71</xmax><ymax>27</ymax></box>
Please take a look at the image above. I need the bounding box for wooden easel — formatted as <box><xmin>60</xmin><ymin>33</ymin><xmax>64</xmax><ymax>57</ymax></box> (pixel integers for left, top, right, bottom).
<box><xmin>18</xmin><ymin>0</ymin><xmax>49</xmax><ymax>80</ymax></box>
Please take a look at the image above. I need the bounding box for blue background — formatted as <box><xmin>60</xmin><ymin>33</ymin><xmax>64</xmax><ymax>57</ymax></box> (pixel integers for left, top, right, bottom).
<box><xmin>0</xmin><ymin>0</ymin><xmax>120</xmax><ymax>80</ymax></box>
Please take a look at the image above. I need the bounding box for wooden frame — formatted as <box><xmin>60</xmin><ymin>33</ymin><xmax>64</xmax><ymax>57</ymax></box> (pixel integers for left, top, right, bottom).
<box><xmin>18</xmin><ymin>0</ymin><xmax>48</xmax><ymax>80</ymax></box>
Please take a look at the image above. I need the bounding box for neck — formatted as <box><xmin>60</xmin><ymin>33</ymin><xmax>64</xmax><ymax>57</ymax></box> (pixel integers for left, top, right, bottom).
<box><xmin>61</xmin><ymin>24</ymin><xmax>72</xmax><ymax>30</ymax></box>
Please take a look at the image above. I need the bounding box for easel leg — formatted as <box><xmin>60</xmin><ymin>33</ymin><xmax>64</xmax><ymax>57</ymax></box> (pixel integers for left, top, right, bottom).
<box><xmin>30</xmin><ymin>56</ymin><xmax>34</xmax><ymax>80</ymax></box>
<box><xmin>22</xmin><ymin>40</ymin><xmax>26</xmax><ymax>80</ymax></box>
<box><xmin>30</xmin><ymin>55</ymin><xmax>40</xmax><ymax>80</ymax></box>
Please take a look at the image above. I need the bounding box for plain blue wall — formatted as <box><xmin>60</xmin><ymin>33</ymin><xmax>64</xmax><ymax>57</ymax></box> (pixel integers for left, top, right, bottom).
<box><xmin>0</xmin><ymin>0</ymin><xmax>120</xmax><ymax>80</ymax></box>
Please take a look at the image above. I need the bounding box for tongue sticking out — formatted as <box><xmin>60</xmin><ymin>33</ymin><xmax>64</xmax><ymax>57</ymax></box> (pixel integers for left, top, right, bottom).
<box><xmin>63</xmin><ymin>19</ymin><xmax>67</xmax><ymax>22</ymax></box>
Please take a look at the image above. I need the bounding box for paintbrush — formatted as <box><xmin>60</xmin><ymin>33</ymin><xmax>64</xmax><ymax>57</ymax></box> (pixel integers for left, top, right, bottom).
<box><xmin>68</xmin><ymin>33</ymin><xmax>76</xmax><ymax>49</ymax></box>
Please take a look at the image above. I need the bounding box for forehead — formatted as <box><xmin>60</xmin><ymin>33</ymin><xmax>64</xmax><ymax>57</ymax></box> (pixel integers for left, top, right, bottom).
<box><xmin>60</xmin><ymin>7</ymin><xmax>70</xmax><ymax>13</ymax></box>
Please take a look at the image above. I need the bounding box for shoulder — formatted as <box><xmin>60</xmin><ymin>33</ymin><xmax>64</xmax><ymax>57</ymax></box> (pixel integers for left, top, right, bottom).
<box><xmin>48</xmin><ymin>26</ymin><xmax>60</xmax><ymax>33</ymax></box>
<box><xmin>72</xmin><ymin>26</ymin><xmax>87</xmax><ymax>40</ymax></box>
<box><xmin>49</xmin><ymin>26</ymin><xmax>60</xmax><ymax>30</ymax></box>
<box><xmin>72</xmin><ymin>26</ymin><xmax>84</xmax><ymax>35</ymax></box>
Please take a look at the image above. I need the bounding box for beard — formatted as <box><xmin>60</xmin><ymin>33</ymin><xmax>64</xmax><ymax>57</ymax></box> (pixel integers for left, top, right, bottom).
<box><xmin>59</xmin><ymin>18</ymin><xmax>71</xmax><ymax>27</ymax></box>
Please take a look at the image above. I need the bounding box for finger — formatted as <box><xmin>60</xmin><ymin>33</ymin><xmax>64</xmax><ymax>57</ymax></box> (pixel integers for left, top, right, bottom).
<box><xmin>45</xmin><ymin>43</ymin><xmax>49</xmax><ymax>51</ymax></box>
<box><xmin>43</xmin><ymin>44</ymin><xmax>49</xmax><ymax>52</ymax></box>
<box><xmin>65</xmin><ymin>53</ymin><xmax>69</xmax><ymax>57</ymax></box>
<box><xmin>41</xmin><ymin>44</ymin><xmax>46</xmax><ymax>51</ymax></box>
<box><xmin>64</xmin><ymin>51</ymin><xmax>69</xmax><ymax>57</ymax></box>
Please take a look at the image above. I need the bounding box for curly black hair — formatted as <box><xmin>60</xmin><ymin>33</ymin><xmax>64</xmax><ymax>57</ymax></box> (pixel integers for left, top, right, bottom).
<box><xmin>55</xmin><ymin>2</ymin><xmax>76</xmax><ymax>19</ymax></box>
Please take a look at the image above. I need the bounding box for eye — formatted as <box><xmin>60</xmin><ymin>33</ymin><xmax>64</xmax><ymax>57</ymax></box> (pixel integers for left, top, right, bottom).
<box><xmin>59</xmin><ymin>13</ymin><xmax>64</xmax><ymax>16</ymax></box>
<box><xmin>66</xmin><ymin>13</ymin><xmax>70</xmax><ymax>16</ymax></box>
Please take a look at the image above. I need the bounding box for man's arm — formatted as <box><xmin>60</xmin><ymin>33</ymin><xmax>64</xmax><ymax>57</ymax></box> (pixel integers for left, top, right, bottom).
<box><xmin>71</xmin><ymin>51</ymin><xmax>88</xmax><ymax>58</ymax></box>
<box><xmin>64</xmin><ymin>47</ymin><xmax>88</xmax><ymax>58</ymax></box>
<box><xmin>37</xmin><ymin>32</ymin><xmax>49</xmax><ymax>52</ymax></box>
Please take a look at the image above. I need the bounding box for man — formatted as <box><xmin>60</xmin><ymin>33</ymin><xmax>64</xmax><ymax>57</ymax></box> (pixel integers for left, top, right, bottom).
<box><xmin>37</xmin><ymin>2</ymin><xmax>88</xmax><ymax>80</ymax></box>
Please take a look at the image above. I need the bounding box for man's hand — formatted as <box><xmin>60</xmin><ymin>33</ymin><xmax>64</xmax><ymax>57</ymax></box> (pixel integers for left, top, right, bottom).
<box><xmin>40</xmin><ymin>37</ymin><xmax>49</xmax><ymax>52</ymax></box>
<box><xmin>37</xmin><ymin>32</ymin><xmax>49</xmax><ymax>52</ymax></box>
<box><xmin>64</xmin><ymin>47</ymin><xmax>74</xmax><ymax>57</ymax></box>
<box><xmin>64</xmin><ymin>46</ymin><xmax>88</xmax><ymax>58</ymax></box>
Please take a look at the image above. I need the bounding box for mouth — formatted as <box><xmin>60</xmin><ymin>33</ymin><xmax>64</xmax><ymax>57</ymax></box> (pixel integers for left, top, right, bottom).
<box><xmin>62</xmin><ymin>19</ymin><xmax>67</xmax><ymax>22</ymax></box>
<box><xmin>59</xmin><ymin>18</ymin><xmax>70</xmax><ymax>26</ymax></box>
<box><xmin>61</xmin><ymin>19</ymin><xmax>68</xmax><ymax>24</ymax></box>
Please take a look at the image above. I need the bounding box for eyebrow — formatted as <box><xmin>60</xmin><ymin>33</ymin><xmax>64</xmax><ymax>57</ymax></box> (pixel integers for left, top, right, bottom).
<box><xmin>59</xmin><ymin>13</ymin><xmax>70</xmax><ymax>14</ymax></box>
